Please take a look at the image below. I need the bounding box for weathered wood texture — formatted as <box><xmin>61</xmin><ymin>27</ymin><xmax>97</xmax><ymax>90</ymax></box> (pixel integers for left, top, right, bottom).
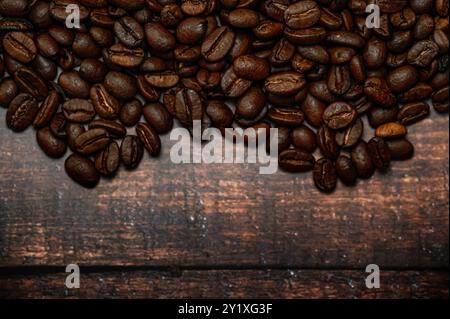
<box><xmin>0</xmin><ymin>110</ymin><xmax>448</xmax><ymax>269</ymax></box>
<box><xmin>0</xmin><ymin>270</ymin><xmax>448</xmax><ymax>299</ymax></box>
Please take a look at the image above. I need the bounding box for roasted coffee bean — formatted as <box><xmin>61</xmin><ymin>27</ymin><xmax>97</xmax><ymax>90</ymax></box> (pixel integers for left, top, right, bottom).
<box><xmin>364</xmin><ymin>77</ymin><xmax>397</xmax><ymax>107</ymax></box>
<box><xmin>398</xmin><ymin>82</ymin><xmax>433</xmax><ymax>103</ymax></box>
<box><xmin>142</xmin><ymin>103</ymin><xmax>173</xmax><ymax>134</ymax></box>
<box><xmin>13</xmin><ymin>67</ymin><xmax>48</xmax><ymax>100</ymax></box>
<box><xmin>145</xmin><ymin>22</ymin><xmax>176</xmax><ymax>52</ymax></box>
<box><xmin>284</xmin><ymin>27</ymin><xmax>327</xmax><ymax>45</ymax></box>
<box><xmin>313</xmin><ymin>158</ymin><xmax>337</xmax><ymax>193</ymax></box>
<box><xmin>33</xmin><ymin>54</ymin><xmax>57</xmax><ymax>81</ymax></box>
<box><xmin>90</xmin><ymin>84</ymin><xmax>120</xmax><ymax>120</ymax></box>
<box><xmin>407</xmin><ymin>40</ymin><xmax>439</xmax><ymax>67</ymax></box>
<box><xmin>291</xmin><ymin>125</ymin><xmax>317</xmax><ymax>152</ymax></box>
<box><xmin>136</xmin><ymin>122</ymin><xmax>161</xmax><ymax>156</ymax></box>
<box><xmin>432</xmin><ymin>86</ymin><xmax>450</xmax><ymax>113</ymax></box>
<box><xmin>386</xmin><ymin>138</ymin><xmax>414</xmax><ymax>160</ymax></box>
<box><xmin>284</xmin><ymin>1</ymin><xmax>320</xmax><ymax>30</ymax></box>
<box><xmin>367</xmin><ymin>137</ymin><xmax>391</xmax><ymax>170</ymax></box>
<box><xmin>375</xmin><ymin>123</ymin><xmax>407</xmax><ymax>139</ymax></box>
<box><xmin>265</xmin><ymin>71</ymin><xmax>305</xmax><ymax>96</ymax></box>
<box><xmin>363</xmin><ymin>39</ymin><xmax>387</xmax><ymax>69</ymax></box>
<box><xmin>236</xmin><ymin>86</ymin><xmax>266</xmax><ymax>120</ymax></box>
<box><xmin>59</xmin><ymin>71</ymin><xmax>91</xmax><ymax>99</ymax></box>
<box><xmin>88</xmin><ymin>119</ymin><xmax>127</xmax><ymax>139</ymax></box>
<box><xmin>317</xmin><ymin>125</ymin><xmax>339</xmax><ymax>159</ymax></box>
<box><xmin>233</xmin><ymin>55</ymin><xmax>270</xmax><ymax>81</ymax></box>
<box><xmin>174</xmin><ymin>88</ymin><xmax>204</xmax><ymax>128</ymax></box>
<box><xmin>65</xmin><ymin>153</ymin><xmax>100</xmax><ymax>188</ymax></box>
<box><xmin>368</xmin><ymin>107</ymin><xmax>399</xmax><ymax>128</ymax></box>
<box><xmin>323</xmin><ymin>102</ymin><xmax>357</xmax><ymax>130</ymax></box>
<box><xmin>95</xmin><ymin>141</ymin><xmax>120</xmax><ymax>176</ymax></box>
<box><xmin>2</xmin><ymin>32</ymin><xmax>36</xmax><ymax>63</ymax></box>
<box><xmin>221</xmin><ymin>67</ymin><xmax>252</xmax><ymax>98</ymax></box>
<box><xmin>33</xmin><ymin>90</ymin><xmax>61</xmax><ymax>128</ymax></box>
<box><xmin>36</xmin><ymin>127</ymin><xmax>67</xmax><ymax>158</ymax></box>
<box><xmin>351</xmin><ymin>141</ymin><xmax>375</xmax><ymax>179</ymax></box>
<box><xmin>120</xmin><ymin>99</ymin><xmax>143</xmax><ymax>127</ymax></box>
<box><xmin>387</xmin><ymin>65</ymin><xmax>419</xmax><ymax>94</ymax></box>
<box><xmin>206</xmin><ymin>100</ymin><xmax>234</xmax><ymax>128</ymax></box>
<box><xmin>74</xmin><ymin>128</ymin><xmax>110</xmax><ymax>155</ymax></box>
<box><xmin>176</xmin><ymin>17</ymin><xmax>208</xmax><ymax>45</ymax></box>
<box><xmin>270</xmin><ymin>38</ymin><xmax>295</xmax><ymax>66</ymax></box>
<box><xmin>49</xmin><ymin>112</ymin><xmax>67</xmax><ymax>138</ymax></box>
<box><xmin>6</xmin><ymin>93</ymin><xmax>39</xmax><ymax>132</ymax></box>
<box><xmin>144</xmin><ymin>71</ymin><xmax>180</xmax><ymax>89</ymax></box>
<box><xmin>398</xmin><ymin>102</ymin><xmax>430</xmax><ymax>125</ymax></box>
<box><xmin>120</xmin><ymin>135</ymin><xmax>144</xmax><ymax>169</ymax></box>
<box><xmin>72</xmin><ymin>32</ymin><xmax>102</xmax><ymax>59</ymax></box>
<box><xmin>302</xmin><ymin>94</ymin><xmax>326</xmax><ymax>127</ymax></box>
<box><xmin>0</xmin><ymin>78</ymin><xmax>18</xmax><ymax>108</ymax></box>
<box><xmin>79</xmin><ymin>58</ymin><xmax>108</xmax><ymax>83</ymax></box>
<box><xmin>327</xmin><ymin>65</ymin><xmax>351</xmax><ymax>96</ymax></box>
<box><xmin>104</xmin><ymin>71</ymin><xmax>137</xmax><ymax>100</ymax></box>
<box><xmin>63</xmin><ymin>99</ymin><xmax>96</xmax><ymax>123</ymax></box>
<box><xmin>228</xmin><ymin>9</ymin><xmax>260</xmax><ymax>28</ymax></box>
<box><xmin>327</xmin><ymin>47</ymin><xmax>353</xmax><ymax>65</ymax></box>
<box><xmin>201</xmin><ymin>26</ymin><xmax>235</xmax><ymax>62</ymax></box>
<box><xmin>335</xmin><ymin>118</ymin><xmax>363</xmax><ymax>149</ymax></box>
<box><xmin>267</xmin><ymin>107</ymin><xmax>304</xmax><ymax>126</ymax></box>
<box><xmin>336</xmin><ymin>155</ymin><xmax>357</xmax><ymax>185</ymax></box>
<box><xmin>36</xmin><ymin>33</ymin><xmax>59</xmax><ymax>58</ymax></box>
<box><xmin>114</xmin><ymin>16</ymin><xmax>144</xmax><ymax>48</ymax></box>
<box><xmin>279</xmin><ymin>148</ymin><xmax>315</xmax><ymax>173</ymax></box>
<box><xmin>106</xmin><ymin>43</ymin><xmax>145</xmax><ymax>69</ymax></box>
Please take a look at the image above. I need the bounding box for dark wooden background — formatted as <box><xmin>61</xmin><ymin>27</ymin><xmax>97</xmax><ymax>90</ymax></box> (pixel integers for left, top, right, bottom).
<box><xmin>0</xmin><ymin>105</ymin><xmax>448</xmax><ymax>299</ymax></box>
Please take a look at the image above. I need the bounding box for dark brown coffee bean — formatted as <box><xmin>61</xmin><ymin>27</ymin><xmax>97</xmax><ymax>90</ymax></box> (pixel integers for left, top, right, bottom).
<box><xmin>279</xmin><ymin>148</ymin><xmax>315</xmax><ymax>173</ymax></box>
<box><xmin>6</xmin><ymin>93</ymin><xmax>39</xmax><ymax>132</ymax></box>
<box><xmin>140</xmin><ymin>57</ymin><xmax>167</xmax><ymax>73</ymax></box>
<box><xmin>63</xmin><ymin>99</ymin><xmax>96</xmax><ymax>123</ymax></box>
<box><xmin>335</xmin><ymin>118</ymin><xmax>363</xmax><ymax>149</ymax></box>
<box><xmin>2</xmin><ymin>31</ymin><xmax>36</xmax><ymax>63</ymax></box>
<box><xmin>201</xmin><ymin>26</ymin><xmax>235</xmax><ymax>62</ymax></box>
<box><xmin>13</xmin><ymin>67</ymin><xmax>48</xmax><ymax>100</ymax></box>
<box><xmin>284</xmin><ymin>27</ymin><xmax>327</xmax><ymax>45</ymax></box>
<box><xmin>336</xmin><ymin>155</ymin><xmax>357</xmax><ymax>185</ymax></box>
<box><xmin>291</xmin><ymin>53</ymin><xmax>315</xmax><ymax>73</ymax></box>
<box><xmin>144</xmin><ymin>71</ymin><xmax>180</xmax><ymax>89</ymax></box>
<box><xmin>114</xmin><ymin>16</ymin><xmax>144</xmax><ymax>48</ymax></box>
<box><xmin>351</xmin><ymin>141</ymin><xmax>375</xmax><ymax>179</ymax></box>
<box><xmin>176</xmin><ymin>17</ymin><xmax>208</xmax><ymax>45</ymax></box>
<box><xmin>104</xmin><ymin>71</ymin><xmax>137</xmax><ymax>100</ymax></box>
<box><xmin>33</xmin><ymin>89</ymin><xmax>61</xmax><ymax>128</ymax></box>
<box><xmin>49</xmin><ymin>112</ymin><xmax>66</xmax><ymax>138</ymax></box>
<box><xmin>265</xmin><ymin>71</ymin><xmax>305</xmax><ymax>96</ymax></box>
<box><xmin>397</xmin><ymin>102</ymin><xmax>430</xmax><ymax>125</ymax></box>
<box><xmin>72</xmin><ymin>32</ymin><xmax>102</xmax><ymax>59</ymax></box>
<box><xmin>0</xmin><ymin>78</ymin><xmax>18</xmax><ymax>108</ymax></box>
<box><xmin>66</xmin><ymin>123</ymin><xmax>86</xmax><ymax>151</ymax></box>
<box><xmin>95</xmin><ymin>141</ymin><xmax>120</xmax><ymax>176</ymax></box>
<box><xmin>90</xmin><ymin>84</ymin><xmax>120</xmax><ymax>120</ymax></box>
<box><xmin>317</xmin><ymin>125</ymin><xmax>339</xmax><ymax>159</ymax></box>
<box><xmin>270</xmin><ymin>38</ymin><xmax>295</xmax><ymax>66</ymax></box>
<box><xmin>228</xmin><ymin>9</ymin><xmax>259</xmax><ymax>28</ymax></box>
<box><xmin>48</xmin><ymin>25</ymin><xmax>74</xmax><ymax>47</ymax></box>
<box><xmin>386</xmin><ymin>138</ymin><xmax>414</xmax><ymax>160</ymax></box>
<box><xmin>36</xmin><ymin>33</ymin><xmax>59</xmax><ymax>58</ymax></box>
<box><xmin>136</xmin><ymin>122</ymin><xmax>161</xmax><ymax>156</ymax></box>
<box><xmin>221</xmin><ymin>67</ymin><xmax>252</xmax><ymax>98</ymax></box>
<box><xmin>407</xmin><ymin>40</ymin><xmax>439</xmax><ymax>67</ymax></box>
<box><xmin>120</xmin><ymin>135</ymin><xmax>144</xmax><ymax>169</ymax></box>
<box><xmin>375</xmin><ymin>123</ymin><xmax>407</xmax><ymax>139</ymax></box>
<box><xmin>323</xmin><ymin>102</ymin><xmax>357</xmax><ymax>130</ymax></box>
<box><xmin>106</xmin><ymin>43</ymin><xmax>145</xmax><ymax>69</ymax></box>
<box><xmin>291</xmin><ymin>125</ymin><xmax>317</xmax><ymax>152</ymax></box>
<box><xmin>206</xmin><ymin>100</ymin><xmax>234</xmax><ymax>128</ymax></box>
<box><xmin>120</xmin><ymin>99</ymin><xmax>143</xmax><ymax>127</ymax></box>
<box><xmin>59</xmin><ymin>71</ymin><xmax>91</xmax><ymax>99</ymax></box>
<box><xmin>74</xmin><ymin>128</ymin><xmax>110</xmax><ymax>155</ymax></box>
<box><xmin>236</xmin><ymin>86</ymin><xmax>266</xmax><ymax>120</ymax></box>
<box><xmin>368</xmin><ymin>107</ymin><xmax>399</xmax><ymax>128</ymax></box>
<box><xmin>432</xmin><ymin>86</ymin><xmax>449</xmax><ymax>113</ymax></box>
<box><xmin>349</xmin><ymin>55</ymin><xmax>366</xmax><ymax>83</ymax></box>
<box><xmin>327</xmin><ymin>47</ymin><xmax>353</xmax><ymax>65</ymax></box>
<box><xmin>302</xmin><ymin>94</ymin><xmax>326</xmax><ymax>127</ymax></box>
<box><xmin>364</xmin><ymin>77</ymin><xmax>397</xmax><ymax>107</ymax></box>
<box><xmin>387</xmin><ymin>65</ymin><xmax>419</xmax><ymax>94</ymax></box>
<box><xmin>145</xmin><ymin>22</ymin><xmax>176</xmax><ymax>52</ymax></box>
<box><xmin>88</xmin><ymin>119</ymin><xmax>127</xmax><ymax>139</ymax></box>
<box><xmin>253</xmin><ymin>20</ymin><xmax>284</xmax><ymax>40</ymax></box>
<box><xmin>326</xmin><ymin>31</ymin><xmax>365</xmax><ymax>48</ymax></box>
<box><xmin>398</xmin><ymin>82</ymin><xmax>433</xmax><ymax>103</ymax></box>
<box><xmin>174</xmin><ymin>88</ymin><xmax>204</xmax><ymax>128</ymax></box>
<box><xmin>79</xmin><ymin>59</ymin><xmax>108</xmax><ymax>84</ymax></box>
<box><xmin>233</xmin><ymin>54</ymin><xmax>270</xmax><ymax>81</ymax></box>
<box><xmin>327</xmin><ymin>65</ymin><xmax>351</xmax><ymax>96</ymax></box>
<box><xmin>65</xmin><ymin>153</ymin><xmax>100</xmax><ymax>188</ymax></box>
<box><xmin>367</xmin><ymin>137</ymin><xmax>391</xmax><ymax>170</ymax></box>
<box><xmin>284</xmin><ymin>1</ymin><xmax>320</xmax><ymax>30</ymax></box>
<box><xmin>267</xmin><ymin>107</ymin><xmax>304</xmax><ymax>127</ymax></box>
<box><xmin>313</xmin><ymin>158</ymin><xmax>337</xmax><ymax>193</ymax></box>
<box><xmin>36</xmin><ymin>126</ymin><xmax>67</xmax><ymax>158</ymax></box>
<box><xmin>142</xmin><ymin>103</ymin><xmax>173</xmax><ymax>134</ymax></box>
<box><xmin>32</xmin><ymin>54</ymin><xmax>57</xmax><ymax>81</ymax></box>
<box><xmin>363</xmin><ymin>38</ymin><xmax>387</xmax><ymax>69</ymax></box>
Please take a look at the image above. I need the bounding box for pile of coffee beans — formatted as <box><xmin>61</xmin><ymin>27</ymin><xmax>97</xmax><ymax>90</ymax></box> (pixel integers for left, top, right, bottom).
<box><xmin>0</xmin><ymin>0</ymin><xmax>448</xmax><ymax>191</ymax></box>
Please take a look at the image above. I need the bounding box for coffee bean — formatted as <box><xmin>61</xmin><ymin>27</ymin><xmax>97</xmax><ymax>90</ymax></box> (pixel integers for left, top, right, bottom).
<box><xmin>407</xmin><ymin>40</ymin><xmax>439</xmax><ymax>67</ymax></box>
<box><xmin>398</xmin><ymin>102</ymin><xmax>430</xmax><ymax>125</ymax></box>
<box><xmin>233</xmin><ymin>55</ymin><xmax>270</xmax><ymax>81</ymax></box>
<box><xmin>88</xmin><ymin>119</ymin><xmax>127</xmax><ymax>139</ymax></box>
<box><xmin>33</xmin><ymin>89</ymin><xmax>61</xmax><ymax>128</ymax></box>
<box><xmin>6</xmin><ymin>93</ymin><xmax>39</xmax><ymax>132</ymax></box>
<box><xmin>221</xmin><ymin>67</ymin><xmax>252</xmax><ymax>98</ymax></box>
<box><xmin>267</xmin><ymin>107</ymin><xmax>304</xmax><ymax>127</ymax></box>
<box><xmin>136</xmin><ymin>122</ymin><xmax>161</xmax><ymax>156</ymax></box>
<box><xmin>335</xmin><ymin>118</ymin><xmax>363</xmax><ymax>149</ymax></box>
<box><xmin>114</xmin><ymin>16</ymin><xmax>144</xmax><ymax>48</ymax></box>
<box><xmin>0</xmin><ymin>78</ymin><xmax>18</xmax><ymax>108</ymax></box>
<box><xmin>174</xmin><ymin>88</ymin><xmax>204</xmax><ymax>128</ymax></box>
<box><xmin>317</xmin><ymin>125</ymin><xmax>339</xmax><ymax>159</ymax></box>
<box><xmin>367</xmin><ymin>137</ymin><xmax>391</xmax><ymax>170</ymax></box>
<box><xmin>291</xmin><ymin>125</ymin><xmax>317</xmax><ymax>152</ymax></box>
<box><xmin>13</xmin><ymin>67</ymin><xmax>48</xmax><ymax>100</ymax></box>
<box><xmin>176</xmin><ymin>17</ymin><xmax>208</xmax><ymax>45</ymax></box>
<box><xmin>65</xmin><ymin>153</ymin><xmax>100</xmax><ymax>188</ymax></box>
<box><xmin>228</xmin><ymin>9</ymin><xmax>260</xmax><ymax>29</ymax></box>
<box><xmin>279</xmin><ymin>148</ymin><xmax>315</xmax><ymax>173</ymax></box>
<box><xmin>59</xmin><ymin>71</ymin><xmax>91</xmax><ymax>99</ymax></box>
<box><xmin>387</xmin><ymin>65</ymin><xmax>419</xmax><ymax>94</ymax></box>
<box><xmin>398</xmin><ymin>82</ymin><xmax>433</xmax><ymax>103</ymax></box>
<box><xmin>236</xmin><ymin>86</ymin><xmax>266</xmax><ymax>120</ymax></box>
<box><xmin>206</xmin><ymin>100</ymin><xmax>234</xmax><ymax>128</ymax></box>
<box><xmin>2</xmin><ymin>32</ymin><xmax>36</xmax><ymax>63</ymax></box>
<box><xmin>74</xmin><ymin>128</ymin><xmax>110</xmax><ymax>155</ymax></box>
<box><xmin>63</xmin><ymin>99</ymin><xmax>96</xmax><ymax>123</ymax></box>
<box><xmin>49</xmin><ymin>112</ymin><xmax>67</xmax><ymax>139</ymax></box>
<box><xmin>95</xmin><ymin>141</ymin><xmax>120</xmax><ymax>176</ymax></box>
<box><xmin>375</xmin><ymin>123</ymin><xmax>408</xmax><ymax>139</ymax></box>
<box><xmin>106</xmin><ymin>43</ymin><xmax>145</xmax><ymax>69</ymax></box>
<box><xmin>313</xmin><ymin>158</ymin><xmax>337</xmax><ymax>193</ymax></box>
<box><xmin>120</xmin><ymin>99</ymin><xmax>143</xmax><ymax>127</ymax></box>
<box><xmin>386</xmin><ymin>138</ymin><xmax>415</xmax><ymax>160</ymax></box>
<box><xmin>351</xmin><ymin>141</ymin><xmax>375</xmax><ymax>179</ymax></box>
<box><xmin>104</xmin><ymin>71</ymin><xmax>137</xmax><ymax>100</ymax></box>
<box><xmin>66</xmin><ymin>123</ymin><xmax>86</xmax><ymax>151</ymax></box>
<box><xmin>90</xmin><ymin>84</ymin><xmax>120</xmax><ymax>120</ymax></box>
<box><xmin>145</xmin><ymin>22</ymin><xmax>176</xmax><ymax>52</ymax></box>
<box><xmin>201</xmin><ymin>26</ymin><xmax>235</xmax><ymax>62</ymax></box>
<box><xmin>327</xmin><ymin>65</ymin><xmax>351</xmax><ymax>95</ymax></box>
<box><xmin>120</xmin><ymin>135</ymin><xmax>144</xmax><ymax>169</ymax></box>
<box><xmin>144</xmin><ymin>71</ymin><xmax>180</xmax><ymax>89</ymax></box>
<box><xmin>284</xmin><ymin>27</ymin><xmax>327</xmax><ymax>45</ymax></box>
<box><xmin>336</xmin><ymin>155</ymin><xmax>357</xmax><ymax>185</ymax></box>
<box><xmin>36</xmin><ymin>127</ymin><xmax>67</xmax><ymax>159</ymax></box>
<box><xmin>142</xmin><ymin>103</ymin><xmax>173</xmax><ymax>134</ymax></box>
<box><xmin>265</xmin><ymin>71</ymin><xmax>306</xmax><ymax>96</ymax></box>
<box><xmin>284</xmin><ymin>1</ymin><xmax>320</xmax><ymax>30</ymax></box>
<box><xmin>364</xmin><ymin>77</ymin><xmax>397</xmax><ymax>107</ymax></box>
<box><xmin>323</xmin><ymin>102</ymin><xmax>357</xmax><ymax>130</ymax></box>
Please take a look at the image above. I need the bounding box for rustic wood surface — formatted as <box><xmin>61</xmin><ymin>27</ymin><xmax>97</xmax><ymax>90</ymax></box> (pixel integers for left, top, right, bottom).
<box><xmin>0</xmin><ymin>106</ymin><xmax>448</xmax><ymax>298</ymax></box>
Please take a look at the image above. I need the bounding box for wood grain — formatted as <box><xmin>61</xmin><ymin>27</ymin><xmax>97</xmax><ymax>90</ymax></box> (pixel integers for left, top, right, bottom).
<box><xmin>0</xmin><ymin>108</ymin><xmax>448</xmax><ymax>269</ymax></box>
<box><xmin>0</xmin><ymin>269</ymin><xmax>447</xmax><ymax>299</ymax></box>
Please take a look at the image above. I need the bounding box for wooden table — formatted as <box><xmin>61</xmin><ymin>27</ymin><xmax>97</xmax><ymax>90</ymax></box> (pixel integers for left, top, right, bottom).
<box><xmin>0</xmin><ymin>106</ymin><xmax>448</xmax><ymax>299</ymax></box>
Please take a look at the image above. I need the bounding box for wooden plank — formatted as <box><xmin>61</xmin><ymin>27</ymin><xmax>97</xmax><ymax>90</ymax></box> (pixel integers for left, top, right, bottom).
<box><xmin>0</xmin><ymin>270</ymin><xmax>447</xmax><ymax>299</ymax></box>
<box><xmin>0</xmin><ymin>109</ymin><xmax>448</xmax><ymax>268</ymax></box>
